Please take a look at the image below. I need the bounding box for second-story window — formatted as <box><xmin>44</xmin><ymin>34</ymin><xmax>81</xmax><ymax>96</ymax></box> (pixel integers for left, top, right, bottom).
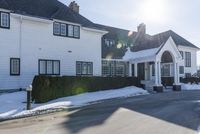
<box><xmin>0</xmin><ymin>12</ymin><xmax>10</xmax><ymax>28</ymax></box>
<box><xmin>68</xmin><ymin>25</ymin><xmax>74</xmax><ymax>37</ymax></box>
<box><xmin>60</xmin><ymin>24</ymin><xmax>67</xmax><ymax>36</ymax></box>
<box><xmin>53</xmin><ymin>22</ymin><xmax>60</xmax><ymax>35</ymax></box>
<box><xmin>185</xmin><ymin>52</ymin><xmax>191</xmax><ymax>67</ymax></box>
<box><xmin>53</xmin><ymin>22</ymin><xmax>80</xmax><ymax>38</ymax></box>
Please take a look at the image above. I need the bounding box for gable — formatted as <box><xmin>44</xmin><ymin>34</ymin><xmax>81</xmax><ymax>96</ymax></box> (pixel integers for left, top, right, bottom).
<box><xmin>156</xmin><ymin>37</ymin><xmax>182</xmax><ymax>61</ymax></box>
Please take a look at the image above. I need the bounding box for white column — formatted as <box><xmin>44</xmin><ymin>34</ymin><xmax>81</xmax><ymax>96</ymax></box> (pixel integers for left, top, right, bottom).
<box><xmin>134</xmin><ymin>63</ymin><xmax>138</xmax><ymax>77</ymax></box>
<box><xmin>158</xmin><ymin>61</ymin><xmax>162</xmax><ymax>85</ymax></box>
<box><xmin>176</xmin><ymin>62</ymin><xmax>180</xmax><ymax>84</ymax></box>
<box><xmin>155</xmin><ymin>61</ymin><xmax>158</xmax><ymax>86</ymax></box>
<box><xmin>174</xmin><ymin>62</ymin><xmax>177</xmax><ymax>85</ymax></box>
<box><xmin>129</xmin><ymin>63</ymin><xmax>132</xmax><ymax>77</ymax></box>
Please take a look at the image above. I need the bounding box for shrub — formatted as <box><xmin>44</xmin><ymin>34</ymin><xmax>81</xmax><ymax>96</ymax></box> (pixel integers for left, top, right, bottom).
<box><xmin>180</xmin><ymin>77</ymin><xmax>200</xmax><ymax>84</ymax></box>
<box><xmin>32</xmin><ymin>76</ymin><xmax>141</xmax><ymax>103</ymax></box>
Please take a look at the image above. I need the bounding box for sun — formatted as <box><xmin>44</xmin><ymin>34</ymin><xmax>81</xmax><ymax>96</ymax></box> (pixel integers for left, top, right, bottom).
<box><xmin>139</xmin><ymin>0</ymin><xmax>168</xmax><ymax>24</ymax></box>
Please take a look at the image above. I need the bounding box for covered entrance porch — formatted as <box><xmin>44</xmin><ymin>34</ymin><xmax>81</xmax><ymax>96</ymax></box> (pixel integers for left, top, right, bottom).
<box><xmin>125</xmin><ymin>37</ymin><xmax>183</xmax><ymax>92</ymax></box>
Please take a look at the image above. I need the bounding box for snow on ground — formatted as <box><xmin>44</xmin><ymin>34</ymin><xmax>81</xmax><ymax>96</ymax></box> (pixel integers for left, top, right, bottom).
<box><xmin>0</xmin><ymin>86</ymin><xmax>148</xmax><ymax>120</ymax></box>
<box><xmin>181</xmin><ymin>83</ymin><xmax>200</xmax><ymax>90</ymax></box>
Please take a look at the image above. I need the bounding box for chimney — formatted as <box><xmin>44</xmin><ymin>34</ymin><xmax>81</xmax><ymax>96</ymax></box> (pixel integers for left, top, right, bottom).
<box><xmin>137</xmin><ymin>23</ymin><xmax>146</xmax><ymax>35</ymax></box>
<box><xmin>69</xmin><ymin>1</ymin><xmax>79</xmax><ymax>13</ymax></box>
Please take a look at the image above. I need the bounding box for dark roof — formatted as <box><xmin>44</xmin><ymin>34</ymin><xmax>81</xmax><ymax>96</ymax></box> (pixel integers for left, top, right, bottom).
<box><xmin>0</xmin><ymin>0</ymin><xmax>102</xmax><ymax>30</ymax></box>
<box><xmin>95</xmin><ymin>24</ymin><xmax>137</xmax><ymax>59</ymax></box>
<box><xmin>132</xmin><ymin>30</ymin><xmax>199</xmax><ymax>52</ymax></box>
<box><xmin>98</xmin><ymin>24</ymin><xmax>199</xmax><ymax>59</ymax></box>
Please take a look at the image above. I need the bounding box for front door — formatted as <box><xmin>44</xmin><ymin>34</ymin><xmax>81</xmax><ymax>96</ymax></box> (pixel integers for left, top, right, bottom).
<box><xmin>138</xmin><ymin>63</ymin><xmax>145</xmax><ymax>80</ymax></box>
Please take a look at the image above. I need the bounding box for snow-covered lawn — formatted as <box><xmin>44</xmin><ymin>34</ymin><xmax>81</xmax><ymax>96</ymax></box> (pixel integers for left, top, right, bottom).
<box><xmin>0</xmin><ymin>86</ymin><xmax>148</xmax><ymax>120</ymax></box>
<box><xmin>181</xmin><ymin>83</ymin><xmax>200</xmax><ymax>90</ymax></box>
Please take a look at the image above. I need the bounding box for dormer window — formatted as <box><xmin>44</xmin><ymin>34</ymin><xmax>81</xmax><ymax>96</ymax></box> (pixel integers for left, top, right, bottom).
<box><xmin>0</xmin><ymin>12</ymin><xmax>10</xmax><ymax>29</ymax></box>
<box><xmin>53</xmin><ymin>22</ymin><xmax>80</xmax><ymax>38</ymax></box>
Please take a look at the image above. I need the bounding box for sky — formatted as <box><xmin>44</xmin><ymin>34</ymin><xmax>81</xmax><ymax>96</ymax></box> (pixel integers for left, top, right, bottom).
<box><xmin>60</xmin><ymin>0</ymin><xmax>200</xmax><ymax>66</ymax></box>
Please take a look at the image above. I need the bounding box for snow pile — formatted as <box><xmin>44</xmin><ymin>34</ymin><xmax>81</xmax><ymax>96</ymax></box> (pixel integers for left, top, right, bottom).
<box><xmin>181</xmin><ymin>83</ymin><xmax>200</xmax><ymax>90</ymax></box>
<box><xmin>0</xmin><ymin>86</ymin><xmax>148</xmax><ymax>120</ymax></box>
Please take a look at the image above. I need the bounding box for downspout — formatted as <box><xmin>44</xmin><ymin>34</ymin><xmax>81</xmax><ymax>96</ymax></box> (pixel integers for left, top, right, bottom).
<box><xmin>19</xmin><ymin>16</ymin><xmax>22</xmax><ymax>89</ymax></box>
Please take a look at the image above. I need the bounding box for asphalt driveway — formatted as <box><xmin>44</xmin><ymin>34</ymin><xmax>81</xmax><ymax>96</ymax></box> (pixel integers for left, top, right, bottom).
<box><xmin>1</xmin><ymin>91</ymin><xmax>200</xmax><ymax>134</ymax></box>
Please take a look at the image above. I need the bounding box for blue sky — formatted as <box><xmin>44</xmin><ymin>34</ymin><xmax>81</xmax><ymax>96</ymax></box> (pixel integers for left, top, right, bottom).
<box><xmin>60</xmin><ymin>0</ymin><xmax>200</xmax><ymax>65</ymax></box>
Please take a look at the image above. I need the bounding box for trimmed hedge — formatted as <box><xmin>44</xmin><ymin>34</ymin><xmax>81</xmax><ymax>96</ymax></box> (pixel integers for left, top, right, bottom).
<box><xmin>32</xmin><ymin>76</ymin><xmax>141</xmax><ymax>103</ymax></box>
<box><xmin>180</xmin><ymin>77</ymin><xmax>200</xmax><ymax>84</ymax></box>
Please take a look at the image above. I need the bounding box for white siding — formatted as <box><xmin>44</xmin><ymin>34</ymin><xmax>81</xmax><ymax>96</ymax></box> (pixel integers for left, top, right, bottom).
<box><xmin>0</xmin><ymin>13</ymin><xmax>104</xmax><ymax>90</ymax></box>
<box><xmin>177</xmin><ymin>45</ymin><xmax>198</xmax><ymax>75</ymax></box>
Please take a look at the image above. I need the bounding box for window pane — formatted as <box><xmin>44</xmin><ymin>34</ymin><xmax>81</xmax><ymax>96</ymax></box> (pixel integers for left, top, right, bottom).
<box><xmin>179</xmin><ymin>66</ymin><xmax>184</xmax><ymax>74</ymax></box>
<box><xmin>68</xmin><ymin>25</ymin><xmax>74</xmax><ymax>37</ymax></box>
<box><xmin>53</xmin><ymin>22</ymin><xmax>60</xmax><ymax>35</ymax></box>
<box><xmin>87</xmin><ymin>63</ymin><xmax>93</xmax><ymax>75</ymax></box>
<box><xmin>76</xmin><ymin>62</ymin><xmax>82</xmax><ymax>75</ymax></box>
<box><xmin>60</xmin><ymin>24</ymin><xmax>66</xmax><ymax>36</ymax></box>
<box><xmin>180</xmin><ymin>51</ymin><xmax>184</xmax><ymax>59</ymax></box>
<box><xmin>116</xmin><ymin>62</ymin><xmax>125</xmax><ymax>76</ymax></box>
<box><xmin>82</xmin><ymin>63</ymin><xmax>87</xmax><ymax>75</ymax></box>
<box><xmin>46</xmin><ymin>61</ymin><xmax>53</xmax><ymax>74</ymax></box>
<box><xmin>1</xmin><ymin>13</ymin><xmax>9</xmax><ymax>27</ymax></box>
<box><xmin>74</xmin><ymin>26</ymin><xmax>80</xmax><ymax>38</ymax></box>
<box><xmin>102</xmin><ymin>60</ymin><xmax>110</xmax><ymax>76</ymax></box>
<box><xmin>185</xmin><ymin>52</ymin><xmax>191</xmax><ymax>67</ymax></box>
<box><xmin>161</xmin><ymin>64</ymin><xmax>171</xmax><ymax>77</ymax></box>
<box><xmin>11</xmin><ymin>59</ymin><xmax>20</xmax><ymax>75</ymax></box>
<box><xmin>39</xmin><ymin>60</ymin><xmax>46</xmax><ymax>74</ymax></box>
<box><xmin>53</xmin><ymin>61</ymin><xmax>60</xmax><ymax>74</ymax></box>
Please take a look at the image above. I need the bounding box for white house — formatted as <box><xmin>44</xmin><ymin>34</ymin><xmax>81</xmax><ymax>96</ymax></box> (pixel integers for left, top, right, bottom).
<box><xmin>97</xmin><ymin>23</ymin><xmax>199</xmax><ymax>91</ymax></box>
<box><xmin>0</xmin><ymin>0</ymin><xmax>107</xmax><ymax>91</ymax></box>
<box><xmin>0</xmin><ymin>0</ymin><xmax>199</xmax><ymax>92</ymax></box>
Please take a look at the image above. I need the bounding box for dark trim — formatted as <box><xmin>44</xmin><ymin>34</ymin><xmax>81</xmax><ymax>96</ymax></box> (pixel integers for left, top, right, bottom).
<box><xmin>185</xmin><ymin>52</ymin><xmax>191</xmax><ymax>67</ymax></box>
<box><xmin>76</xmin><ymin>61</ymin><xmax>93</xmax><ymax>76</ymax></box>
<box><xmin>53</xmin><ymin>21</ymin><xmax>80</xmax><ymax>39</ymax></box>
<box><xmin>38</xmin><ymin>59</ymin><xmax>60</xmax><ymax>75</ymax></box>
<box><xmin>10</xmin><ymin>58</ymin><xmax>20</xmax><ymax>76</ymax></box>
<box><xmin>0</xmin><ymin>11</ymin><xmax>10</xmax><ymax>29</ymax></box>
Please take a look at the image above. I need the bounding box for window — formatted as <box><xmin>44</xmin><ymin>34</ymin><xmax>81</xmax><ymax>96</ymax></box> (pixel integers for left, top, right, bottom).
<box><xmin>53</xmin><ymin>22</ymin><xmax>61</xmax><ymax>35</ymax></box>
<box><xmin>102</xmin><ymin>60</ymin><xmax>128</xmax><ymax>77</ymax></box>
<box><xmin>161</xmin><ymin>64</ymin><xmax>171</xmax><ymax>77</ymax></box>
<box><xmin>185</xmin><ymin>52</ymin><xmax>191</xmax><ymax>67</ymax></box>
<box><xmin>60</xmin><ymin>24</ymin><xmax>67</xmax><ymax>36</ymax></box>
<box><xmin>152</xmin><ymin>64</ymin><xmax>155</xmax><ymax>76</ymax></box>
<box><xmin>39</xmin><ymin>60</ymin><xmax>60</xmax><ymax>75</ymax></box>
<box><xmin>180</xmin><ymin>51</ymin><xmax>184</xmax><ymax>59</ymax></box>
<box><xmin>10</xmin><ymin>58</ymin><xmax>20</xmax><ymax>75</ymax></box>
<box><xmin>68</xmin><ymin>25</ymin><xmax>80</xmax><ymax>38</ymax></box>
<box><xmin>102</xmin><ymin>61</ymin><xmax>110</xmax><ymax>76</ymax></box>
<box><xmin>53</xmin><ymin>22</ymin><xmax>80</xmax><ymax>38</ymax></box>
<box><xmin>179</xmin><ymin>66</ymin><xmax>184</xmax><ymax>74</ymax></box>
<box><xmin>185</xmin><ymin>73</ymin><xmax>191</xmax><ymax>78</ymax></box>
<box><xmin>104</xmin><ymin>39</ymin><xmax>115</xmax><ymax>47</ymax></box>
<box><xmin>68</xmin><ymin>25</ymin><xmax>74</xmax><ymax>37</ymax></box>
<box><xmin>76</xmin><ymin>61</ymin><xmax>93</xmax><ymax>76</ymax></box>
<box><xmin>0</xmin><ymin>12</ymin><xmax>10</xmax><ymax>28</ymax></box>
<box><xmin>115</xmin><ymin>61</ymin><xmax>126</xmax><ymax>76</ymax></box>
<box><xmin>74</xmin><ymin>26</ymin><xmax>80</xmax><ymax>38</ymax></box>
